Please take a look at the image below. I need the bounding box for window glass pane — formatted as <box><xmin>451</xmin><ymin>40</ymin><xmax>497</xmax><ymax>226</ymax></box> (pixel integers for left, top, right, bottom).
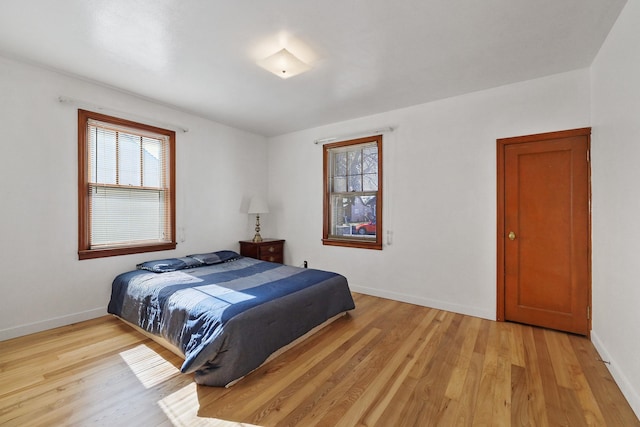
<box><xmin>329</xmin><ymin>194</ymin><xmax>377</xmax><ymax>239</ymax></box>
<box><xmin>347</xmin><ymin>150</ymin><xmax>362</xmax><ymax>176</ymax></box>
<box><xmin>332</xmin><ymin>176</ymin><xmax>347</xmax><ymax>193</ymax></box>
<box><xmin>90</xmin><ymin>127</ymin><xmax>117</xmax><ymax>184</ymax></box>
<box><xmin>329</xmin><ymin>195</ymin><xmax>351</xmax><ymax>236</ymax></box>
<box><xmin>119</xmin><ymin>133</ymin><xmax>141</xmax><ymax>186</ymax></box>
<box><xmin>363</xmin><ymin>173</ymin><xmax>378</xmax><ymax>191</ymax></box>
<box><xmin>333</xmin><ymin>151</ymin><xmax>347</xmax><ymax>177</ymax></box>
<box><xmin>348</xmin><ymin>174</ymin><xmax>362</xmax><ymax>192</ymax></box>
<box><xmin>142</xmin><ymin>137</ymin><xmax>163</xmax><ymax>188</ymax></box>
<box><xmin>362</xmin><ymin>147</ymin><xmax>378</xmax><ymax>174</ymax></box>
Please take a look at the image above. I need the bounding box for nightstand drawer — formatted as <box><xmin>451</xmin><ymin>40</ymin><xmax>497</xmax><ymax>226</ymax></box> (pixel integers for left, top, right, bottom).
<box><xmin>239</xmin><ymin>239</ymin><xmax>285</xmax><ymax>264</ymax></box>
<box><xmin>258</xmin><ymin>253</ymin><xmax>283</xmax><ymax>263</ymax></box>
<box><xmin>258</xmin><ymin>243</ymin><xmax>282</xmax><ymax>258</ymax></box>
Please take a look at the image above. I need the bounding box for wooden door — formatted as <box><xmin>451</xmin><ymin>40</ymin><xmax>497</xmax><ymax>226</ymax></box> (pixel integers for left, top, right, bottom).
<box><xmin>497</xmin><ymin>128</ymin><xmax>591</xmax><ymax>335</ymax></box>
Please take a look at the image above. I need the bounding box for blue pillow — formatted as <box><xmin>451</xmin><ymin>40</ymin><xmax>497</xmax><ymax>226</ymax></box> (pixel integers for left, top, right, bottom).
<box><xmin>137</xmin><ymin>256</ymin><xmax>204</xmax><ymax>273</ymax></box>
<box><xmin>187</xmin><ymin>250</ymin><xmax>241</xmax><ymax>265</ymax></box>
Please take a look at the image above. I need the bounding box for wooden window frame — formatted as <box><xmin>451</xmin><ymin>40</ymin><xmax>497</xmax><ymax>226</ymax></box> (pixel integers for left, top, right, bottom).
<box><xmin>78</xmin><ymin>109</ymin><xmax>176</xmax><ymax>260</ymax></box>
<box><xmin>322</xmin><ymin>135</ymin><xmax>383</xmax><ymax>250</ymax></box>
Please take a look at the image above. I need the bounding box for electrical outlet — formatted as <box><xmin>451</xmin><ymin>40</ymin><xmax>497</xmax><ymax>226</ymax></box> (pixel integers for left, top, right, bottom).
<box><xmin>303</xmin><ymin>260</ymin><xmax>308</xmax><ymax>268</ymax></box>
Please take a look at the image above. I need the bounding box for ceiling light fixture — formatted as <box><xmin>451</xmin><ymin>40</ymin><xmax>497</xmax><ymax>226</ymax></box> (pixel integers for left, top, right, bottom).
<box><xmin>257</xmin><ymin>48</ymin><xmax>311</xmax><ymax>79</ymax></box>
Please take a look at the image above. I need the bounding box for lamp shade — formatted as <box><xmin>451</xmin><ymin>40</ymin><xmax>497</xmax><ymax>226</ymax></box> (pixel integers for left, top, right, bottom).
<box><xmin>248</xmin><ymin>196</ymin><xmax>269</xmax><ymax>214</ymax></box>
<box><xmin>257</xmin><ymin>48</ymin><xmax>311</xmax><ymax>79</ymax></box>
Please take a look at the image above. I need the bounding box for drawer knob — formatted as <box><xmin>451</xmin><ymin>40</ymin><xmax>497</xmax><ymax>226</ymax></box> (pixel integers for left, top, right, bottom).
<box><xmin>268</xmin><ymin>246</ymin><xmax>275</xmax><ymax>252</ymax></box>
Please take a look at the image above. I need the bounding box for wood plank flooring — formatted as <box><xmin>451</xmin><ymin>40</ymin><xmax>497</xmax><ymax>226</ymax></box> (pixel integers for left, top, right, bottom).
<box><xmin>1</xmin><ymin>293</ymin><xmax>638</xmax><ymax>426</ymax></box>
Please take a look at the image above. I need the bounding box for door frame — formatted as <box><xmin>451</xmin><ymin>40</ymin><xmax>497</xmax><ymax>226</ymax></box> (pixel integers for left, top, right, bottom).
<box><xmin>496</xmin><ymin>127</ymin><xmax>592</xmax><ymax>327</ymax></box>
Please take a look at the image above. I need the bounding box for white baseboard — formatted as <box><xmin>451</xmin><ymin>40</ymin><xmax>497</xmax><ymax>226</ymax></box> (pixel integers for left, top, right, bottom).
<box><xmin>349</xmin><ymin>284</ymin><xmax>495</xmax><ymax>321</ymax></box>
<box><xmin>591</xmin><ymin>331</ymin><xmax>640</xmax><ymax>420</ymax></box>
<box><xmin>0</xmin><ymin>308</ymin><xmax>107</xmax><ymax>342</ymax></box>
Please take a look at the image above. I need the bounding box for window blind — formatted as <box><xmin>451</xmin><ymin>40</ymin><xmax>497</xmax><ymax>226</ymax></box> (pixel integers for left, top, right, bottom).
<box><xmin>86</xmin><ymin>118</ymin><xmax>172</xmax><ymax>249</ymax></box>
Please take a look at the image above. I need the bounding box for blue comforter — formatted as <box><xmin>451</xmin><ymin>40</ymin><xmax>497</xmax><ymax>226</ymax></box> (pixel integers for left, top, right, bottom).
<box><xmin>108</xmin><ymin>253</ymin><xmax>355</xmax><ymax>386</ymax></box>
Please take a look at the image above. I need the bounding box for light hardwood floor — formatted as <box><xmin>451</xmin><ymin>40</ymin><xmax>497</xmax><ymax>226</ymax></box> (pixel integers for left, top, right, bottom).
<box><xmin>1</xmin><ymin>293</ymin><xmax>638</xmax><ymax>426</ymax></box>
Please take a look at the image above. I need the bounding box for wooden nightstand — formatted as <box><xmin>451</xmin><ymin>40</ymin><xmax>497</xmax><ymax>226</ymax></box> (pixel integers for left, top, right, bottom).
<box><xmin>239</xmin><ymin>239</ymin><xmax>285</xmax><ymax>264</ymax></box>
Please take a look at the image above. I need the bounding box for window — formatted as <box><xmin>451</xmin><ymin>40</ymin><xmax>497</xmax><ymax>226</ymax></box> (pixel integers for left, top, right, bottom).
<box><xmin>323</xmin><ymin>135</ymin><xmax>382</xmax><ymax>250</ymax></box>
<box><xmin>78</xmin><ymin>110</ymin><xmax>176</xmax><ymax>259</ymax></box>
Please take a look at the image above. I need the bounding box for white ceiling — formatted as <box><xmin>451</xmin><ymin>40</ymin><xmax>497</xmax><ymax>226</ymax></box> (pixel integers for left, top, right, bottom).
<box><xmin>0</xmin><ymin>1</ymin><xmax>627</xmax><ymax>137</ymax></box>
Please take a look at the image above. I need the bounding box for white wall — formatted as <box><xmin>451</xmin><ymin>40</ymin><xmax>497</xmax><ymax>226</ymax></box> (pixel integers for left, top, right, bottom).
<box><xmin>591</xmin><ymin>0</ymin><xmax>640</xmax><ymax>417</ymax></box>
<box><xmin>268</xmin><ymin>69</ymin><xmax>591</xmax><ymax>321</ymax></box>
<box><xmin>0</xmin><ymin>56</ymin><xmax>269</xmax><ymax>340</ymax></box>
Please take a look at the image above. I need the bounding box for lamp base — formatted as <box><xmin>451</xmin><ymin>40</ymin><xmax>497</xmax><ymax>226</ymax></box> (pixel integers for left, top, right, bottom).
<box><xmin>252</xmin><ymin>214</ymin><xmax>263</xmax><ymax>242</ymax></box>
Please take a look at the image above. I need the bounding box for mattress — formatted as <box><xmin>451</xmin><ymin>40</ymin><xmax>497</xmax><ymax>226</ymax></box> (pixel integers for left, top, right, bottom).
<box><xmin>107</xmin><ymin>252</ymin><xmax>355</xmax><ymax>386</ymax></box>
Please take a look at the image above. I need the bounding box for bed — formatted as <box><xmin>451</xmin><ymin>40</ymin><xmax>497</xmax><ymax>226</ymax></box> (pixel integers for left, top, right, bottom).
<box><xmin>107</xmin><ymin>250</ymin><xmax>355</xmax><ymax>386</ymax></box>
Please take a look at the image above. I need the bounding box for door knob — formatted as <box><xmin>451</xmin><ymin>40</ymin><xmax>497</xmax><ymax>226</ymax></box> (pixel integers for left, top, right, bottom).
<box><xmin>508</xmin><ymin>231</ymin><xmax>516</xmax><ymax>241</ymax></box>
